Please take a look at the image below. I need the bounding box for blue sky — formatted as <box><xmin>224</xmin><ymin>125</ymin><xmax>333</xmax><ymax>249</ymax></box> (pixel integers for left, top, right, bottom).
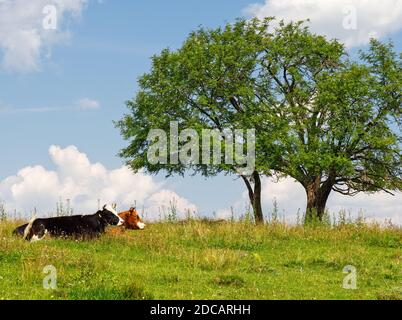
<box><xmin>0</xmin><ymin>0</ymin><xmax>250</xmax><ymax>171</ymax></box>
<box><xmin>0</xmin><ymin>0</ymin><xmax>255</xmax><ymax>216</ymax></box>
<box><xmin>0</xmin><ymin>0</ymin><xmax>401</xmax><ymax>222</ymax></box>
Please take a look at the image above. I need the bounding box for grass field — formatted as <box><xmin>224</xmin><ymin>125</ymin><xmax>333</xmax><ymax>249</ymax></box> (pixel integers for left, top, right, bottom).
<box><xmin>0</xmin><ymin>219</ymin><xmax>401</xmax><ymax>300</ymax></box>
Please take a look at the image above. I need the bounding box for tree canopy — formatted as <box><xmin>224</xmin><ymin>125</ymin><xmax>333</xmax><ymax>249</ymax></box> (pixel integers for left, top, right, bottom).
<box><xmin>117</xmin><ymin>18</ymin><xmax>401</xmax><ymax>223</ymax></box>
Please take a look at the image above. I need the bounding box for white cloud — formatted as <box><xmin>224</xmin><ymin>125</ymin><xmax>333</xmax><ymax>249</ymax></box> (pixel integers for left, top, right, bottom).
<box><xmin>0</xmin><ymin>106</ymin><xmax>61</xmax><ymax>114</ymax></box>
<box><xmin>328</xmin><ymin>190</ymin><xmax>402</xmax><ymax>225</ymax></box>
<box><xmin>0</xmin><ymin>97</ymin><xmax>100</xmax><ymax>114</ymax></box>
<box><xmin>147</xmin><ymin>190</ymin><xmax>198</xmax><ymax>220</ymax></box>
<box><xmin>0</xmin><ymin>145</ymin><xmax>197</xmax><ymax>220</ymax></box>
<box><xmin>239</xmin><ymin>177</ymin><xmax>402</xmax><ymax>224</ymax></box>
<box><xmin>1</xmin><ymin>145</ymin><xmax>399</xmax><ymax>224</ymax></box>
<box><xmin>76</xmin><ymin>98</ymin><xmax>100</xmax><ymax>110</ymax></box>
<box><xmin>215</xmin><ymin>208</ymin><xmax>233</xmax><ymax>220</ymax></box>
<box><xmin>0</xmin><ymin>0</ymin><xmax>87</xmax><ymax>72</ymax></box>
<box><xmin>218</xmin><ymin>176</ymin><xmax>401</xmax><ymax>224</ymax></box>
<box><xmin>245</xmin><ymin>0</ymin><xmax>402</xmax><ymax>47</ymax></box>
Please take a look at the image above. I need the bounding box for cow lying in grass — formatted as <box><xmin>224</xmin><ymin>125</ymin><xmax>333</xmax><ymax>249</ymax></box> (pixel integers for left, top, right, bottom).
<box><xmin>118</xmin><ymin>207</ymin><xmax>146</xmax><ymax>230</ymax></box>
<box><xmin>13</xmin><ymin>205</ymin><xmax>124</xmax><ymax>242</ymax></box>
<box><xmin>13</xmin><ymin>206</ymin><xmax>145</xmax><ymax>240</ymax></box>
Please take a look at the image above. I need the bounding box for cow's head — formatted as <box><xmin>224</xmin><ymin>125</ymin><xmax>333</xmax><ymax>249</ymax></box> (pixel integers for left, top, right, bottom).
<box><xmin>119</xmin><ymin>207</ymin><xmax>146</xmax><ymax>230</ymax></box>
<box><xmin>100</xmin><ymin>204</ymin><xmax>125</xmax><ymax>226</ymax></box>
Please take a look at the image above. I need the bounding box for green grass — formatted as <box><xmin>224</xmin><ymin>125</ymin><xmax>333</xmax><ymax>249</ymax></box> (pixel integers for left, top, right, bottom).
<box><xmin>0</xmin><ymin>219</ymin><xmax>401</xmax><ymax>300</ymax></box>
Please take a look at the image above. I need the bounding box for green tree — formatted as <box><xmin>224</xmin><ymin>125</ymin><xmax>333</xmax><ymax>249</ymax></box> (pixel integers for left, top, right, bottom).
<box><xmin>117</xmin><ymin>19</ymin><xmax>271</xmax><ymax>223</ymax></box>
<box><xmin>117</xmin><ymin>18</ymin><xmax>401</xmax><ymax>223</ymax></box>
<box><xmin>255</xmin><ymin>22</ymin><xmax>401</xmax><ymax>222</ymax></box>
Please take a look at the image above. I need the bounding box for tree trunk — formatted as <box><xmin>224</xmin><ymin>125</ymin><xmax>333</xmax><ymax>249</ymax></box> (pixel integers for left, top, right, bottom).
<box><xmin>252</xmin><ymin>171</ymin><xmax>263</xmax><ymax>224</ymax></box>
<box><xmin>304</xmin><ymin>177</ymin><xmax>333</xmax><ymax>224</ymax></box>
<box><xmin>241</xmin><ymin>171</ymin><xmax>264</xmax><ymax>224</ymax></box>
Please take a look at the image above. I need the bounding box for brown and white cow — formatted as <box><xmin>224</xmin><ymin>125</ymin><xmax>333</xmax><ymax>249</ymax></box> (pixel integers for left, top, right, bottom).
<box><xmin>118</xmin><ymin>207</ymin><xmax>146</xmax><ymax>230</ymax></box>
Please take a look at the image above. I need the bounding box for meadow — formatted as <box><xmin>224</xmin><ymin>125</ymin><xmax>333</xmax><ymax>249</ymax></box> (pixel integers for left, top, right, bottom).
<box><xmin>0</xmin><ymin>218</ymin><xmax>401</xmax><ymax>300</ymax></box>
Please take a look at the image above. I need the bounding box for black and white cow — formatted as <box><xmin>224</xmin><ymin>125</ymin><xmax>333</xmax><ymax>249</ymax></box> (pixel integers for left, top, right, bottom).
<box><xmin>15</xmin><ymin>205</ymin><xmax>124</xmax><ymax>242</ymax></box>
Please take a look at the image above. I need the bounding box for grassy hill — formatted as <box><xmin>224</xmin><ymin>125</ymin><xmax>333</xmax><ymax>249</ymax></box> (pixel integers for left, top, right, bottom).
<box><xmin>0</xmin><ymin>219</ymin><xmax>401</xmax><ymax>300</ymax></box>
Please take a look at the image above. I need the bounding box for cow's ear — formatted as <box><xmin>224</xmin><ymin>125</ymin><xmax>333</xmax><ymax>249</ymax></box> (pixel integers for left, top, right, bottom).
<box><xmin>130</xmin><ymin>207</ymin><xmax>135</xmax><ymax>213</ymax></box>
<box><xmin>103</xmin><ymin>204</ymin><xmax>107</xmax><ymax>210</ymax></box>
